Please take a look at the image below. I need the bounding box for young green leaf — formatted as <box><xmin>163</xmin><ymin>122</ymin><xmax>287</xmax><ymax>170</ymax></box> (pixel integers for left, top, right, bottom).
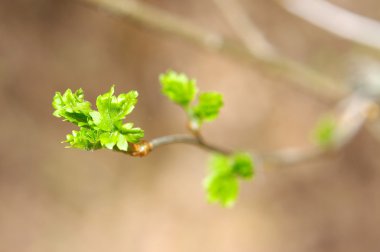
<box><xmin>52</xmin><ymin>89</ymin><xmax>92</xmax><ymax>127</ymax></box>
<box><xmin>192</xmin><ymin>92</ymin><xmax>223</xmax><ymax>123</ymax></box>
<box><xmin>312</xmin><ymin>115</ymin><xmax>337</xmax><ymax>148</ymax></box>
<box><xmin>93</xmin><ymin>86</ymin><xmax>138</xmax><ymax>131</ymax></box>
<box><xmin>65</xmin><ymin>128</ymin><xmax>101</xmax><ymax>150</ymax></box>
<box><xmin>117</xmin><ymin>134</ymin><xmax>129</xmax><ymax>151</ymax></box>
<box><xmin>204</xmin><ymin>174</ymin><xmax>238</xmax><ymax>207</ymax></box>
<box><xmin>160</xmin><ymin>70</ymin><xmax>198</xmax><ymax>107</ymax></box>
<box><xmin>116</xmin><ymin>123</ymin><xmax>144</xmax><ymax>143</ymax></box>
<box><xmin>232</xmin><ymin>152</ymin><xmax>254</xmax><ymax>178</ymax></box>
<box><xmin>160</xmin><ymin>70</ymin><xmax>224</xmax><ymax>129</ymax></box>
<box><xmin>99</xmin><ymin>131</ymin><xmax>119</xmax><ymax>150</ymax></box>
<box><xmin>204</xmin><ymin>153</ymin><xmax>254</xmax><ymax>207</ymax></box>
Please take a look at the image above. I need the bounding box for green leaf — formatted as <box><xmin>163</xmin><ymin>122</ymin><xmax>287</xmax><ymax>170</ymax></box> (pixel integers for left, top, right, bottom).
<box><xmin>65</xmin><ymin>128</ymin><xmax>101</xmax><ymax>150</ymax></box>
<box><xmin>52</xmin><ymin>89</ymin><xmax>92</xmax><ymax>127</ymax></box>
<box><xmin>205</xmin><ymin>153</ymin><xmax>254</xmax><ymax>207</ymax></box>
<box><xmin>160</xmin><ymin>70</ymin><xmax>198</xmax><ymax>107</ymax></box>
<box><xmin>159</xmin><ymin>71</ymin><xmax>223</xmax><ymax>130</ymax></box>
<box><xmin>89</xmin><ymin>111</ymin><xmax>101</xmax><ymax>125</ymax></box>
<box><xmin>99</xmin><ymin>131</ymin><xmax>119</xmax><ymax>150</ymax></box>
<box><xmin>117</xmin><ymin>134</ymin><xmax>129</xmax><ymax>151</ymax></box>
<box><xmin>232</xmin><ymin>152</ymin><xmax>254</xmax><ymax>178</ymax></box>
<box><xmin>192</xmin><ymin>92</ymin><xmax>223</xmax><ymax>123</ymax></box>
<box><xmin>94</xmin><ymin>86</ymin><xmax>138</xmax><ymax>131</ymax></box>
<box><xmin>209</xmin><ymin>154</ymin><xmax>232</xmax><ymax>175</ymax></box>
<box><xmin>116</xmin><ymin>122</ymin><xmax>144</xmax><ymax>143</ymax></box>
<box><xmin>204</xmin><ymin>174</ymin><xmax>238</xmax><ymax>207</ymax></box>
<box><xmin>124</xmin><ymin>129</ymin><xmax>144</xmax><ymax>143</ymax></box>
<box><xmin>312</xmin><ymin>115</ymin><xmax>337</xmax><ymax>148</ymax></box>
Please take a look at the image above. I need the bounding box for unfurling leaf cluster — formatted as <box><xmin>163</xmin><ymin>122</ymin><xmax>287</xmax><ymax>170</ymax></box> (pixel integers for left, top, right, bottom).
<box><xmin>160</xmin><ymin>70</ymin><xmax>223</xmax><ymax>128</ymax></box>
<box><xmin>52</xmin><ymin>86</ymin><xmax>144</xmax><ymax>151</ymax></box>
<box><xmin>205</xmin><ymin>153</ymin><xmax>254</xmax><ymax>207</ymax></box>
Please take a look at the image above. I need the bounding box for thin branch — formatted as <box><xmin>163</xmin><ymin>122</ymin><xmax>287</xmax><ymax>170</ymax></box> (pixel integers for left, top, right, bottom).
<box><xmin>211</xmin><ymin>0</ymin><xmax>275</xmax><ymax>58</ymax></box>
<box><xmin>81</xmin><ymin>0</ymin><xmax>347</xmax><ymax>101</ymax></box>
<box><xmin>82</xmin><ymin>0</ymin><xmax>226</xmax><ymax>52</ymax></box>
<box><xmin>150</xmin><ymin>134</ymin><xmax>232</xmax><ymax>155</ymax></box>
<box><xmin>334</xmin><ymin>94</ymin><xmax>375</xmax><ymax>147</ymax></box>
<box><xmin>260</xmin><ymin>93</ymin><xmax>377</xmax><ymax>166</ymax></box>
<box><xmin>259</xmin><ymin>147</ymin><xmax>324</xmax><ymax>167</ymax></box>
<box><xmin>211</xmin><ymin>0</ymin><xmax>350</xmax><ymax>102</ymax></box>
<box><xmin>279</xmin><ymin>0</ymin><xmax>380</xmax><ymax>52</ymax></box>
<box><xmin>113</xmin><ymin>134</ymin><xmax>231</xmax><ymax>156</ymax></box>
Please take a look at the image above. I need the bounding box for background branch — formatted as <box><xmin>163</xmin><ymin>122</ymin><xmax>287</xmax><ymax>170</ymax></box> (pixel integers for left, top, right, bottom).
<box><xmin>279</xmin><ymin>0</ymin><xmax>380</xmax><ymax>52</ymax></box>
<box><xmin>260</xmin><ymin>94</ymin><xmax>378</xmax><ymax>166</ymax></box>
<box><xmin>211</xmin><ymin>0</ymin><xmax>275</xmax><ymax>58</ymax></box>
<box><xmin>82</xmin><ymin>0</ymin><xmax>347</xmax><ymax>101</ymax></box>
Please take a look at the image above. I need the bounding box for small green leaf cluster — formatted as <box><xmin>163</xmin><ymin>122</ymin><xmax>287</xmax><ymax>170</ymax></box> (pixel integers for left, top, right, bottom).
<box><xmin>160</xmin><ymin>70</ymin><xmax>223</xmax><ymax>128</ymax></box>
<box><xmin>204</xmin><ymin>153</ymin><xmax>254</xmax><ymax>207</ymax></box>
<box><xmin>160</xmin><ymin>70</ymin><xmax>253</xmax><ymax>207</ymax></box>
<box><xmin>52</xmin><ymin>86</ymin><xmax>144</xmax><ymax>151</ymax></box>
<box><xmin>312</xmin><ymin>115</ymin><xmax>337</xmax><ymax>148</ymax></box>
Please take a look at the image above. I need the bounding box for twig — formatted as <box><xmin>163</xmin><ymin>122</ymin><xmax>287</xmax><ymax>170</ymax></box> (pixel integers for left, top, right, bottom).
<box><xmin>80</xmin><ymin>0</ymin><xmax>346</xmax><ymax>101</ymax></box>
<box><xmin>334</xmin><ymin>94</ymin><xmax>375</xmax><ymax>147</ymax></box>
<box><xmin>259</xmin><ymin>147</ymin><xmax>324</xmax><ymax>167</ymax></box>
<box><xmin>150</xmin><ymin>134</ymin><xmax>232</xmax><ymax>155</ymax></box>
<box><xmin>262</xmin><ymin>93</ymin><xmax>378</xmax><ymax>166</ymax></box>
<box><xmin>211</xmin><ymin>0</ymin><xmax>275</xmax><ymax>58</ymax></box>
<box><xmin>279</xmin><ymin>0</ymin><xmax>380</xmax><ymax>52</ymax></box>
<box><xmin>211</xmin><ymin>0</ymin><xmax>350</xmax><ymax>101</ymax></box>
<box><xmin>82</xmin><ymin>0</ymin><xmax>226</xmax><ymax>52</ymax></box>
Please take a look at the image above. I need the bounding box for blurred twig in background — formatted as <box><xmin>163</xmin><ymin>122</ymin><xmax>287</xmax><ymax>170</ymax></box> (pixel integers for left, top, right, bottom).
<box><xmin>82</xmin><ymin>0</ymin><xmax>347</xmax><ymax>101</ymax></box>
<box><xmin>260</xmin><ymin>93</ymin><xmax>378</xmax><ymax>167</ymax></box>
<box><xmin>279</xmin><ymin>0</ymin><xmax>380</xmax><ymax>52</ymax></box>
<box><xmin>211</xmin><ymin>0</ymin><xmax>275</xmax><ymax>58</ymax></box>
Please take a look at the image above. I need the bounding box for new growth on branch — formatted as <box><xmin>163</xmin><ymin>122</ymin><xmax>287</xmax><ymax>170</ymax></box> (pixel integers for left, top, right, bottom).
<box><xmin>53</xmin><ymin>70</ymin><xmax>254</xmax><ymax>207</ymax></box>
<box><xmin>53</xmin><ymin>70</ymin><xmax>380</xmax><ymax>207</ymax></box>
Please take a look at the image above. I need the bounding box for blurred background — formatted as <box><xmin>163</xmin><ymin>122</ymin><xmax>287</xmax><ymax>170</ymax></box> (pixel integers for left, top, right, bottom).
<box><xmin>1</xmin><ymin>0</ymin><xmax>380</xmax><ymax>251</ymax></box>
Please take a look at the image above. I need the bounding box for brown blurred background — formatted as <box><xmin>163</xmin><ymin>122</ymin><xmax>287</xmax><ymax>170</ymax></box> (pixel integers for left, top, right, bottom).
<box><xmin>1</xmin><ymin>0</ymin><xmax>380</xmax><ymax>251</ymax></box>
